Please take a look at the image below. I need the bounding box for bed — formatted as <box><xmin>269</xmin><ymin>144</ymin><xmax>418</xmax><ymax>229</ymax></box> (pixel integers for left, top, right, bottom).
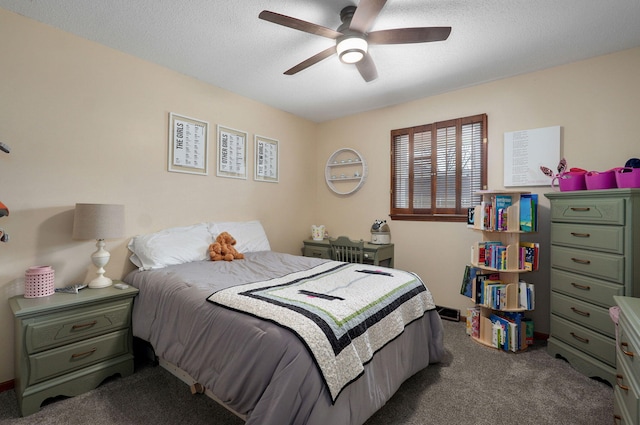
<box><xmin>123</xmin><ymin>221</ymin><xmax>445</xmax><ymax>425</ymax></box>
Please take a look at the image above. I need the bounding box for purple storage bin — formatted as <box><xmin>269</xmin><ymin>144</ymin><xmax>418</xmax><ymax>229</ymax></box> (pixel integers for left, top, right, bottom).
<box><xmin>553</xmin><ymin>171</ymin><xmax>586</xmax><ymax>191</ymax></box>
<box><xmin>585</xmin><ymin>170</ymin><xmax>617</xmax><ymax>190</ymax></box>
<box><xmin>615</xmin><ymin>167</ymin><xmax>640</xmax><ymax>188</ymax></box>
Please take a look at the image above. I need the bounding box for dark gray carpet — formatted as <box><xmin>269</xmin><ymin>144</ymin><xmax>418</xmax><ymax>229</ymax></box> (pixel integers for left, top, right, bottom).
<box><xmin>0</xmin><ymin>320</ymin><xmax>613</xmax><ymax>424</ymax></box>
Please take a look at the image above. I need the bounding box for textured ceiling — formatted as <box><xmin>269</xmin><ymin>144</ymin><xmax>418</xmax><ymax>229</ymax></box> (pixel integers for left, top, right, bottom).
<box><xmin>2</xmin><ymin>0</ymin><xmax>640</xmax><ymax>122</ymax></box>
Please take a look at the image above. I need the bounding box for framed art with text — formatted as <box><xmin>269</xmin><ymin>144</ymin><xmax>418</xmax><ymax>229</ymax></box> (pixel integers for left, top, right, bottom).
<box><xmin>168</xmin><ymin>113</ymin><xmax>209</xmax><ymax>175</ymax></box>
<box><xmin>254</xmin><ymin>135</ymin><xmax>279</xmax><ymax>183</ymax></box>
<box><xmin>217</xmin><ymin>125</ymin><xmax>247</xmax><ymax>179</ymax></box>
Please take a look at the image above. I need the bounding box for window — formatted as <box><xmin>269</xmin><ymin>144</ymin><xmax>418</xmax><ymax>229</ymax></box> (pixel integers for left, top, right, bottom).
<box><xmin>390</xmin><ymin>113</ymin><xmax>487</xmax><ymax>222</ymax></box>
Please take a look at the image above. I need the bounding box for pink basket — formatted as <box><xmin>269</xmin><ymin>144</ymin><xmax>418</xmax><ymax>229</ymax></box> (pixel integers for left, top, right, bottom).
<box><xmin>585</xmin><ymin>169</ymin><xmax>617</xmax><ymax>190</ymax></box>
<box><xmin>553</xmin><ymin>171</ymin><xmax>586</xmax><ymax>191</ymax></box>
<box><xmin>24</xmin><ymin>265</ymin><xmax>55</xmax><ymax>298</ymax></box>
<box><xmin>615</xmin><ymin>167</ymin><xmax>640</xmax><ymax>188</ymax></box>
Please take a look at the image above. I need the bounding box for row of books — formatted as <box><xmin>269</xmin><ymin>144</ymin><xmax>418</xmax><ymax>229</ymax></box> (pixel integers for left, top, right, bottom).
<box><xmin>468</xmin><ymin>193</ymin><xmax>538</xmax><ymax>232</ymax></box>
<box><xmin>466</xmin><ymin>308</ymin><xmax>534</xmax><ymax>352</ymax></box>
<box><xmin>471</xmin><ymin>241</ymin><xmax>539</xmax><ymax>271</ymax></box>
<box><xmin>460</xmin><ymin>265</ymin><xmax>535</xmax><ymax>310</ymax></box>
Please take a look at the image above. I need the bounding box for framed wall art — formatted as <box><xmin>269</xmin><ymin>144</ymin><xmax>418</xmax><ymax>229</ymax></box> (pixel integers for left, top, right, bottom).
<box><xmin>217</xmin><ymin>125</ymin><xmax>247</xmax><ymax>179</ymax></box>
<box><xmin>168</xmin><ymin>113</ymin><xmax>209</xmax><ymax>175</ymax></box>
<box><xmin>254</xmin><ymin>135</ymin><xmax>279</xmax><ymax>183</ymax></box>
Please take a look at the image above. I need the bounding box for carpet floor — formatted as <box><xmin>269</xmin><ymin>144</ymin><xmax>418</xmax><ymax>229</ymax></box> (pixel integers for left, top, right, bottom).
<box><xmin>0</xmin><ymin>319</ymin><xmax>613</xmax><ymax>424</ymax></box>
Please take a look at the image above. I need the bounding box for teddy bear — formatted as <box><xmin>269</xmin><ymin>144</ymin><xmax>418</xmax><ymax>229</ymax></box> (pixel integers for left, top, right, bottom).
<box><xmin>209</xmin><ymin>231</ymin><xmax>245</xmax><ymax>261</ymax></box>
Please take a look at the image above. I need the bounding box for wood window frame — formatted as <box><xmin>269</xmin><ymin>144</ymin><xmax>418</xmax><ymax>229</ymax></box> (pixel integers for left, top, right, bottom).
<box><xmin>390</xmin><ymin>113</ymin><xmax>488</xmax><ymax>222</ymax></box>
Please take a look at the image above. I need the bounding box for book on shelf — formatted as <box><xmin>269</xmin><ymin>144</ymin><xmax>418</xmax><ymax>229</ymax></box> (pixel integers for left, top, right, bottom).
<box><xmin>474</xmin><ymin>271</ymin><xmax>501</xmax><ymax>303</ymax></box>
<box><xmin>494</xmin><ymin>194</ymin><xmax>513</xmax><ymax>231</ymax></box>
<box><xmin>519</xmin><ymin>241</ymin><xmax>539</xmax><ymax>271</ymax></box>
<box><xmin>472</xmin><ymin>241</ymin><xmax>503</xmax><ymax>267</ymax></box>
<box><xmin>523</xmin><ymin>318</ymin><xmax>534</xmax><ymax>346</ymax></box>
<box><xmin>519</xmin><ymin>193</ymin><xmax>538</xmax><ymax>232</ymax></box>
<box><xmin>490</xmin><ymin>311</ymin><xmax>530</xmax><ymax>352</ymax></box>
<box><xmin>460</xmin><ymin>265</ymin><xmax>479</xmax><ymax>298</ymax></box>
<box><xmin>466</xmin><ymin>307</ymin><xmax>481</xmax><ymax>338</ymax></box>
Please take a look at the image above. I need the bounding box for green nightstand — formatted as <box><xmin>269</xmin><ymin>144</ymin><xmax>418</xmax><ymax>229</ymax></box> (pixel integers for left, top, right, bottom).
<box><xmin>9</xmin><ymin>284</ymin><xmax>138</xmax><ymax>416</ymax></box>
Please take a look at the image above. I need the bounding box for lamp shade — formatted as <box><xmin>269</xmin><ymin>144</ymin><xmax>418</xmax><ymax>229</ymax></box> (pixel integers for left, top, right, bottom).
<box><xmin>72</xmin><ymin>203</ymin><xmax>124</xmax><ymax>240</ymax></box>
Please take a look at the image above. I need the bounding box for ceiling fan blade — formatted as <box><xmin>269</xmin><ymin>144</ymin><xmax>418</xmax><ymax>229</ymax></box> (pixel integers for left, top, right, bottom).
<box><xmin>368</xmin><ymin>27</ymin><xmax>452</xmax><ymax>44</ymax></box>
<box><xmin>350</xmin><ymin>0</ymin><xmax>387</xmax><ymax>33</ymax></box>
<box><xmin>284</xmin><ymin>46</ymin><xmax>337</xmax><ymax>75</ymax></box>
<box><xmin>355</xmin><ymin>53</ymin><xmax>378</xmax><ymax>82</ymax></box>
<box><xmin>259</xmin><ymin>10</ymin><xmax>342</xmax><ymax>39</ymax></box>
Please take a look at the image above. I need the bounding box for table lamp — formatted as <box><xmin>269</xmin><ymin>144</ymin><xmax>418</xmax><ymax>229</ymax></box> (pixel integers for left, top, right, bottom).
<box><xmin>72</xmin><ymin>203</ymin><xmax>124</xmax><ymax>288</ymax></box>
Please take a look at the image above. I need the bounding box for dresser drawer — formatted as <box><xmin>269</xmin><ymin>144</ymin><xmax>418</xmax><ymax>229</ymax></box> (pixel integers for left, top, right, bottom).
<box><xmin>27</xmin><ymin>328</ymin><xmax>130</xmax><ymax>385</ymax></box>
<box><xmin>615</xmin><ymin>386</ymin><xmax>634</xmax><ymax>425</ymax></box>
<box><xmin>619</xmin><ymin>312</ymin><xmax>640</xmax><ymax>382</ymax></box>
<box><xmin>551</xmin><ymin>292</ymin><xmax>615</xmax><ymax>337</ymax></box>
<box><xmin>551</xmin><ymin>269</ymin><xmax>623</xmax><ymax>308</ymax></box>
<box><xmin>24</xmin><ymin>299</ymin><xmax>132</xmax><ymax>354</ymax></box>
<box><xmin>550</xmin><ymin>315</ymin><xmax>615</xmax><ymax>365</ymax></box>
<box><xmin>303</xmin><ymin>245</ymin><xmax>331</xmax><ymax>259</ymax></box>
<box><xmin>550</xmin><ymin>222</ymin><xmax>624</xmax><ymax>254</ymax></box>
<box><xmin>615</xmin><ymin>350</ymin><xmax>640</xmax><ymax>425</ymax></box>
<box><xmin>550</xmin><ymin>198</ymin><xmax>625</xmax><ymax>225</ymax></box>
<box><xmin>551</xmin><ymin>245</ymin><xmax>625</xmax><ymax>283</ymax></box>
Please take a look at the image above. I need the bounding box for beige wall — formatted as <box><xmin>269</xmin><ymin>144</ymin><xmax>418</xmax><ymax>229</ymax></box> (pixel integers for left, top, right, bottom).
<box><xmin>1</xmin><ymin>7</ymin><xmax>639</xmax><ymax>384</ymax></box>
<box><xmin>316</xmin><ymin>46</ymin><xmax>640</xmax><ymax>339</ymax></box>
<box><xmin>0</xmin><ymin>9</ymin><xmax>318</xmax><ymax>383</ymax></box>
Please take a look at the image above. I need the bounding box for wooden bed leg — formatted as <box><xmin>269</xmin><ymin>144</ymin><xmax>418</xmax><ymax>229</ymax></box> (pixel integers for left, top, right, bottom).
<box><xmin>190</xmin><ymin>382</ymin><xmax>205</xmax><ymax>394</ymax></box>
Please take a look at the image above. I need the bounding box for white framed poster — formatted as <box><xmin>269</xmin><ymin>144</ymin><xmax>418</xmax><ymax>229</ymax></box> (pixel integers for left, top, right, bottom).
<box><xmin>254</xmin><ymin>135</ymin><xmax>279</xmax><ymax>183</ymax></box>
<box><xmin>217</xmin><ymin>125</ymin><xmax>247</xmax><ymax>179</ymax></box>
<box><xmin>168</xmin><ymin>113</ymin><xmax>209</xmax><ymax>175</ymax></box>
<box><xmin>504</xmin><ymin>125</ymin><xmax>561</xmax><ymax>187</ymax></box>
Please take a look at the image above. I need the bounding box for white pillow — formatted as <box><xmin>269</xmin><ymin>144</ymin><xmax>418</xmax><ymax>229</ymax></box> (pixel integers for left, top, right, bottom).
<box><xmin>208</xmin><ymin>220</ymin><xmax>271</xmax><ymax>253</ymax></box>
<box><xmin>128</xmin><ymin>223</ymin><xmax>212</xmax><ymax>270</ymax></box>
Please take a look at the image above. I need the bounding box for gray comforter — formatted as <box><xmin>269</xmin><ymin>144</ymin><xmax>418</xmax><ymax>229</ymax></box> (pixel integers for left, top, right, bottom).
<box><xmin>124</xmin><ymin>251</ymin><xmax>445</xmax><ymax>425</ymax></box>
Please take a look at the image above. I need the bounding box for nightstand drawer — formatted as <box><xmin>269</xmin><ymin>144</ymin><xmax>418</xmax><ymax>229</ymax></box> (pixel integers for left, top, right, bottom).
<box><xmin>28</xmin><ymin>328</ymin><xmax>130</xmax><ymax>385</ymax></box>
<box><xmin>24</xmin><ymin>299</ymin><xmax>133</xmax><ymax>353</ymax></box>
<box><xmin>551</xmin><ymin>292</ymin><xmax>615</xmax><ymax>337</ymax></box>
<box><xmin>551</xmin><ymin>245</ymin><xmax>624</xmax><ymax>283</ymax></box>
<box><xmin>550</xmin><ymin>269</ymin><xmax>623</xmax><ymax>308</ymax></box>
<box><xmin>550</xmin><ymin>315</ymin><xmax>615</xmax><ymax>366</ymax></box>
<box><xmin>303</xmin><ymin>246</ymin><xmax>331</xmax><ymax>259</ymax></box>
<box><xmin>550</xmin><ymin>198</ymin><xmax>624</xmax><ymax>224</ymax></box>
<box><xmin>550</xmin><ymin>223</ymin><xmax>624</xmax><ymax>254</ymax></box>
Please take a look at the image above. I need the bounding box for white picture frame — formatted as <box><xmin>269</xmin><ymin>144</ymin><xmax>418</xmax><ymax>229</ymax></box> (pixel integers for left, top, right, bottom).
<box><xmin>168</xmin><ymin>113</ymin><xmax>209</xmax><ymax>175</ymax></box>
<box><xmin>254</xmin><ymin>135</ymin><xmax>279</xmax><ymax>183</ymax></box>
<box><xmin>216</xmin><ymin>125</ymin><xmax>248</xmax><ymax>179</ymax></box>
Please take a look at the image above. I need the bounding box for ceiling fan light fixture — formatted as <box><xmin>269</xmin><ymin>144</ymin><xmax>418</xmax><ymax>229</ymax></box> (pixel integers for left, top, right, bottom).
<box><xmin>336</xmin><ymin>36</ymin><xmax>368</xmax><ymax>64</ymax></box>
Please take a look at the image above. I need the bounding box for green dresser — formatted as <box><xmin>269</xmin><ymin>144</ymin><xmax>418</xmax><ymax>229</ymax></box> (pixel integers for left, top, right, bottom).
<box><xmin>545</xmin><ymin>189</ymin><xmax>640</xmax><ymax>386</ymax></box>
<box><xmin>9</xmin><ymin>285</ymin><xmax>138</xmax><ymax>416</ymax></box>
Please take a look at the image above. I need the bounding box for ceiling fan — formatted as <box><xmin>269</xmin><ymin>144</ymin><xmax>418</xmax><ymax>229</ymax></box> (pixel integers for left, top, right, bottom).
<box><xmin>259</xmin><ymin>0</ymin><xmax>451</xmax><ymax>82</ymax></box>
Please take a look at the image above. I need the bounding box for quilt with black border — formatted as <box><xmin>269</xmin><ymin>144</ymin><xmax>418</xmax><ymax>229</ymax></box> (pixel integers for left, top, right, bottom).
<box><xmin>207</xmin><ymin>261</ymin><xmax>436</xmax><ymax>401</ymax></box>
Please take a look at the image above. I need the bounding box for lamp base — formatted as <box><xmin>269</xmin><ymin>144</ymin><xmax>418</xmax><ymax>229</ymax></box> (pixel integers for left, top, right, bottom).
<box><xmin>88</xmin><ymin>275</ymin><xmax>113</xmax><ymax>289</ymax></box>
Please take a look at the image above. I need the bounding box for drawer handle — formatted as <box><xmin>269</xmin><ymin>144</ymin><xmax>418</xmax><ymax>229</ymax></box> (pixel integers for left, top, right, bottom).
<box><xmin>570</xmin><ymin>232</ymin><xmax>590</xmax><ymax>238</ymax></box>
<box><xmin>571</xmin><ymin>258</ymin><xmax>591</xmax><ymax>265</ymax></box>
<box><xmin>570</xmin><ymin>307</ymin><xmax>590</xmax><ymax>317</ymax></box>
<box><xmin>620</xmin><ymin>342</ymin><xmax>635</xmax><ymax>357</ymax></box>
<box><xmin>616</xmin><ymin>374</ymin><xmax>629</xmax><ymax>392</ymax></box>
<box><xmin>570</xmin><ymin>332</ymin><xmax>589</xmax><ymax>344</ymax></box>
<box><xmin>71</xmin><ymin>347</ymin><xmax>97</xmax><ymax>360</ymax></box>
<box><xmin>570</xmin><ymin>282</ymin><xmax>591</xmax><ymax>291</ymax></box>
<box><xmin>570</xmin><ymin>207</ymin><xmax>591</xmax><ymax>212</ymax></box>
<box><xmin>72</xmin><ymin>320</ymin><xmax>98</xmax><ymax>331</ymax></box>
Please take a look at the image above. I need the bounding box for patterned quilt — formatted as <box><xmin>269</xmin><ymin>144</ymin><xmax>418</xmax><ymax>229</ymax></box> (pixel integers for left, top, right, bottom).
<box><xmin>207</xmin><ymin>261</ymin><xmax>436</xmax><ymax>401</ymax></box>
